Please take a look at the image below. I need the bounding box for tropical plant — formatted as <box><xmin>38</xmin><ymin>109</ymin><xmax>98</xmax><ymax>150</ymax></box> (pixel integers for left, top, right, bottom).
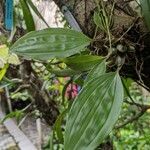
<box><xmin>1</xmin><ymin>0</ymin><xmax>150</xmax><ymax>149</ymax></box>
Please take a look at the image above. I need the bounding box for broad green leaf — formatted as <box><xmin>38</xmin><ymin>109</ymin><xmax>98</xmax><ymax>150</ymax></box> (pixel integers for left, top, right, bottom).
<box><xmin>10</xmin><ymin>28</ymin><xmax>91</xmax><ymax>60</ymax></box>
<box><xmin>0</xmin><ymin>65</ymin><xmax>9</xmax><ymax>81</ymax></box>
<box><xmin>62</xmin><ymin>55</ymin><xmax>103</xmax><ymax>71</ymax></box>
<box><xmin>140</xmin><ymin>0</ymin><xmax>150</xmax><ymax>30</ymax></box>
<box><xmin>27</xmin><ymin>0</ymin><xmax>49</xmax><ymax>27</ymax></box>
<box><xmin>85</xmin><ymin>60</ymin><xmax>106</xmax><ymax>83</ymax></box>
<box><xmin>64</xmin><ymin>72</ymin><xmax>124</xmax><ymax>150</ymax></box>
<box><xmin>20</xmin><ymin>0</ymin><xmax>35</xmax><ymax>31</ymax></box>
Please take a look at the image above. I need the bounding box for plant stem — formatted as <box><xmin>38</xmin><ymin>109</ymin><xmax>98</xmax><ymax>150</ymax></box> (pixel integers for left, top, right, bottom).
<box><xmin>93</xmin><ymin>26</ymin><xmax>98</xmax><ymax>39</ymax></box>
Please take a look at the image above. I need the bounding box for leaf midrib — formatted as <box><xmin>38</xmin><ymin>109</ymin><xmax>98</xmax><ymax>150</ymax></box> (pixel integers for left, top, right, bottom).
<box><xmin>72</xmin><ymin>74</ymin><xmax>116</xmax><ymax>149</ymax></box>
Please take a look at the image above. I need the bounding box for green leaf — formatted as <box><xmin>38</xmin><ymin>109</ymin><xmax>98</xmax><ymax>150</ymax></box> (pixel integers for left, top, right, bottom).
<box><xmin>54</xmin><ymin>108</ymin><xmax>69</xmax><ymax>143</ymax></box>
<box><xmin>0</xmin><ymin>64</ymin><xmax>9</xmax><ymax>81</ymax></box>
<box><xmin>48</xmin><ymin>68</ymin><xmax>80</xmax><ymax>77</ymax></box>
<box><xmin>0</xmin><ymin>78</ymin><xmax>22</xmax><ymax>89</ymax></box>
<box><xmin>27</xmin><ymin>0</ymin><xmax>49</xmax><ymax>27</ymax></box>
<box><xmin>0</xmin><ymin>110</ymin><xmax>24</xmax><ymax>123</ymax></box>
<box><xmin>50</xmin><ymin>131</ymin><xmax>54</xmax><ymax>150</ymax></box>
<box><xmin>94</xmin><ymin>11</ymin><xmax>103</xmax><ymax>29</ymax></box>
<box><xmin>85</xmin><ymin>60</ymin><xmax>106</xmax><ymax>82</ymax></box>
<box><xmin>93</xmin><ymin>11</ymin><xmax>106</xmax><ymax>32</ymax></box>
<box><xmin>10</xmin><ymin>28</ymin><xmax>91</xmax><ymax>60</ymax></box>
<box><xmin>20</xmin><ymin>0</ymin><xmax>35</xmax><ymax>31</ymax></box>
<box><xmin>122</xmin><ymin>78</ymin><xmax>133</xmax><ymax>98</ymax></box>
<box><xmin>64</xmin><ymin>72</ymin><xmax>124</xmax><ymax>150</ymax></box>
<box><xmin>140</xmin><ymin>0</ymin><xmax>150</xmax><ymax>30</ymax></box>
<box><xmin>62</xmin><ymin>55</ymin><xmax>103</xmax><ymax>71</ymax></box>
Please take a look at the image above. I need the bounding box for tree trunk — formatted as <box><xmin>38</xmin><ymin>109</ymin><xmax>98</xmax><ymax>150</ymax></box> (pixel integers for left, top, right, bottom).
<box><xmin>53</xmin><ymin>0</ymin><xmax>150</xmax><ymax>91</ymax></box>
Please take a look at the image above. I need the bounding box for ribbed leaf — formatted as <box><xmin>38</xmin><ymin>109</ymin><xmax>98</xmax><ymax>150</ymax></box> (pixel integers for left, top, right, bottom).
<box><xmin>62</xmin><ymin>55</ymin><xmax>103</xmax><ymax>71</ymax></box>
<box><xmin>85</xmin><ymin>60</ymin><xmax>106</xmax><ymax>82</ymax></box>
<box><xmin>20</xmin><ymin>0</ymin><xmax>35</xmax><ymax>31</ymax></box>
<box><xmin>140</xmin><ymin>0</ymin><xmax>150</xmax><ymax>30</ymax></box>
<box><xmin>10</xmin><ymin>28</ymin><xmax>91</xmax><ymax>60</ymax></box>
<box><xmin>64</xmin><ymin>72</ymin><xmax>124</xmax><ymax>150</ymax></box>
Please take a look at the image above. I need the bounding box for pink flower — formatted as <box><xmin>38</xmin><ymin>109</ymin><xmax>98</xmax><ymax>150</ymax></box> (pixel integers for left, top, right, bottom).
<box><xmin>66</xmin><ymin>84</ymin><xmax>78</xmax><ymax>99</ymax></box>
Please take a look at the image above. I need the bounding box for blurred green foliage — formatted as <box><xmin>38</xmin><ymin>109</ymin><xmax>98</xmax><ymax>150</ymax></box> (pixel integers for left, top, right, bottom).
<box><xmin>113</xmin><ymin>82</ymin><xmax>150</xmax><ymax>150</ymax></box>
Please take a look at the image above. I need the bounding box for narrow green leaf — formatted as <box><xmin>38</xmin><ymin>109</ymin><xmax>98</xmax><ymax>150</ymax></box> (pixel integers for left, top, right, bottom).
<box><xmin>0</xmin><ymin>110</ymin><xmax>24</xmax><ymax>123</ymax></box>
<box><xmin>122</xmin><ymin>79</ymin><xmax>134</xmax><ymax>102</ymax></box>
<box><xmin>0</xmin><ymin>78</ymin><xmax>22</xmax><ymax>89</ymax></box>
<box><xmin>20</xmin><ymin>0</ymin><xmax>35</xmax><ymax>31</ymax></box>
<box><xmin>48</xmin><ymin>68</ymin><xmax>80</xmax><ymax>77</ymax></box>
<box><xmin>54</xmin><ymin>108</ymin><xmax>69</xmax><ymax>143</ymax></box>
<box><xmin>62</xmin><ymin>55</ymin><xmax>103</xmax><ymax>71</ymax></box>
<box><xmin>64</xmin><ymin>72</ymin><xmax>124</xmax><ymax>150</ymax></box>
<box><xmin>27</xmin><ymin>0</ymin><xmax>49</xmax><ymax>27</ymax></box>
<box><xmin>10</xmin><ymin>28</ymin><xmax>91</xmax><ymax>60</ymax></box>
<box><xmin>140</xmin><ymin>0</ymin><xmax>150</xmax><ymax>30</ymax></box>
<box><xmin>94</xmin><ymin>11</ymin><xmax>103</xmax><ymax>28</ymax></box>
<box><xmin>50</xmin><ymin>131</ymin><xmax>54</xmax><ymax>150</ymax></box>
<box><xmin>93</xmin><ymin>11</ymin><xmax>106</xmax><ymax>32</ymax></box>
<box><xmin>0</xmin><ymin>64</ymin><xmax>9</xmax><ymax>81</ymax></box>
<box><xmin>122</xmin><ymin>78</ymin><xmax>133</xmax><ymax>98</ymax></box>
<box><xmin>85</xmin><ymin>60</ymin><xmax>106</xmax><ymax>82</ymax></box>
